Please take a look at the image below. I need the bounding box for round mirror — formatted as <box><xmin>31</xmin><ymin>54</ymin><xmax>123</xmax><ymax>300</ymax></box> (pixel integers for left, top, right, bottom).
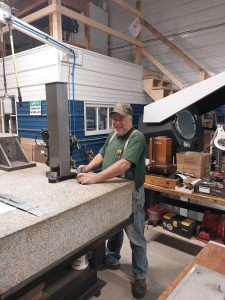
<box><xmin>174</xmin><ymin>110</ymin><xmax>196</xmax><ymax>140</ymax></box>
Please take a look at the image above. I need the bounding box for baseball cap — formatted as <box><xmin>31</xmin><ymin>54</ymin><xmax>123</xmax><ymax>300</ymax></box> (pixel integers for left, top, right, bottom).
<box><xmin>111</xmin><ymin>103</ymin><xmax>133</xmax><ymax>117</ymax></box>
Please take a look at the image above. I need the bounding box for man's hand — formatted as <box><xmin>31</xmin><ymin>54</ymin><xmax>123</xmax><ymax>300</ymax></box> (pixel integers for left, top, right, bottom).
<box><xmin>77</xmin><ymin>165</ymin><xmax>88</xmax><ymax>174</ymax></box>
<box><xmin>77</xmin><ymin>172</ymin><xmax>99</xmax><ymax>185</ymax></box>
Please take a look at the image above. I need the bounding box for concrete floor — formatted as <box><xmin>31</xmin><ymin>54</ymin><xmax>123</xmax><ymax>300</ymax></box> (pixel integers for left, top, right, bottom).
<box><xmin>92</xmin><ymin>227</ymin><xmax>203</xmax><ymax>299</ymax></box>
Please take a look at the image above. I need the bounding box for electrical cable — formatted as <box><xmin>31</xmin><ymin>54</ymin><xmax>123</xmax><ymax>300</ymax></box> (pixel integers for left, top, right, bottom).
<box><xmin>66</xmin><ymin>55</ymin><xmax>72</xmax><ymax>133</ymax></box>
<box><xmin>0</xmin><ymin>27</ymin><xmax>8</xmax><ymax>96</ymax></box>
<box><xmin>11</xmin><ymin>17</ymin><xmax>77</xmax><ymax>133</ymax></box>
<box><xmin>9</xmin><ymin>26</ymin><xmax>22</xmax><ymax>106</ymax></box>
<box><xmin>71</xmin><ymin>52</ymin><xmax>76</xmax><ymax>135</ymax></box>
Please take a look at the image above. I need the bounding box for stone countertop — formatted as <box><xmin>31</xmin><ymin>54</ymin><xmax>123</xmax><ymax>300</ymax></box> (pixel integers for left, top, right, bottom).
<box><xmin>0</xmin><ymin>164</ymin><xmax>134</xmax><ymax>294</ymax></box>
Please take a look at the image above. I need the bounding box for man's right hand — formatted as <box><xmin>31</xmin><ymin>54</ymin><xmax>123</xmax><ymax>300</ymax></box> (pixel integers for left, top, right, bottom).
<box><xmin>77</xmin><ymin>165</ymin><xmax>88</xmax><ymax>174</ymax></box>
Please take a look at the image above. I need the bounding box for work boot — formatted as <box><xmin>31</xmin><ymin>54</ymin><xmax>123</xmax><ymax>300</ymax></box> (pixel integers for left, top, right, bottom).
<box><xmin>97</xmin><ymin>258</ymin><xmax>120</xmax><ymax>271</ymax></box>
<box><xmin>103</xmin><ymin>261</ymin><xmax>120</xmax><ymax>270</ymax></box>
<box><xmin>131</xmin><ymin>278</ymin><xmax>146</xmax><ymax>299</ymax></box>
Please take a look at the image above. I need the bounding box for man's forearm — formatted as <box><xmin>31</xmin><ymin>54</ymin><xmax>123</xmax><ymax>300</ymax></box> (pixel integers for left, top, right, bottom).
<box><xmin>86</xmin><ymin>153</ymin><xmax>104</xmax><ymax>171</ymax></box>
<box><xmin>96</xmin><ymin>159</ymin><xmax>131</xmax><ymax>182</ymax></box>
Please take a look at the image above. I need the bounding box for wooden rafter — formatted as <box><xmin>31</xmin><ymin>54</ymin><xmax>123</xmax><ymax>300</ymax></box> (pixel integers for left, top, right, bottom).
<box><xmin>49</xmin><ymin>0</ymin><xmax>62</xmax><ymax>41</ymax></box>
<box><xmin>2</xmin><ymin>4</ymin><xmax>56</xmax><ymax>34</ymax></box>
<box><xmin>55</xmin><ymin>3</ymin><xmax>143</xmax><ymax>47</ymax></box>
<box><xmin>84</xmin><ymin>0</ymin><xmax>90</xmax><ymax>50</ymax></box>
<box><xmin>110</xmin><ymin>0</ymin><xmax>209</xmax><ymax>80</ymax></box>
<box><xmin>15</xmin><ymin>0</ymin><xmax>48</xmax><ymax>18</ymax></box>
<box><xmin>142</xmin><ymin>48</ymin><xmax>185</xmax><ymax>89</ymax></box>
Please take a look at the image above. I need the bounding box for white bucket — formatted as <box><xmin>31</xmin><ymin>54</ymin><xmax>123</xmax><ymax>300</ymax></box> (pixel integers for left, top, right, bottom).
<box><xmin>71</xmin><ymin>255</ymin><xmax>89</xmax><ymax>270</ymax></box>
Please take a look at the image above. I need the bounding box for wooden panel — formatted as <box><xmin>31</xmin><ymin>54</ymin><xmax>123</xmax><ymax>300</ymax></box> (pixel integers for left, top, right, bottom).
<box><xmin>144</xmin><ymin>183</ymin><xmax>225</xmax><ymax>207</ymax></box>
<box><xmin>158</xmin><ymin>242</ymin><xmax>225</xmax><ymax>300</ymax></box>
<box><xmin>57</xmin><ymin>4</ymin><xmax>143</xmax><ymax>47</ymax></box>
<box><xmin>142</xmin><ymin>48</ymin><xmax>185</xmax><ymax>89</ymax></box>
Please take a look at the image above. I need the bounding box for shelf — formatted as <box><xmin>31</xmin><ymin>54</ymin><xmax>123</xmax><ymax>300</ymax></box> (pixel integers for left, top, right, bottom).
<box><xmin>144</xmin><ymin>183</ymin><xmax>225</xmax><ymax>207</ymax></box>
<box><xmin>146</xmin><ymin>224</ymin><xmax>206</xmax><ymax>248</ymax></box>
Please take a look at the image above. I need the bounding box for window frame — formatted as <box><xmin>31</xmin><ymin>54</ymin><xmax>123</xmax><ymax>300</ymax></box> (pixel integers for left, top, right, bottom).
<box><xmin>84</xmin><ymin>102</ymin><xmax>114</xmax><ymax>136</ymax></box>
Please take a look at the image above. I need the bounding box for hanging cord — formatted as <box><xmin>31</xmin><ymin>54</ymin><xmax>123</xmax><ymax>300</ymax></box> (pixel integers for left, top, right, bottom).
<box><xmin>0</xmin><ymin>27</ymin><xmax>8</xmax><ymax>96</ymax></box>
<box><xmin>67</xmin><ymin>55</ymin><xmax>72</xmax><ymax>133</ymax></box>
<box><xmin>9</xmin><ymin>26</ymin><xmax>22</xmax><ymax>106</ymax></box>
<box><xmin>71</xmin><ymin>52</ymin><xmax>76</xmax><ymax>135</ymax></box>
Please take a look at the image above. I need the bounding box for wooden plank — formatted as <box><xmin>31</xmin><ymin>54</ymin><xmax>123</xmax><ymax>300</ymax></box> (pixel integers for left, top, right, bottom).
<box><xmin>56</xmin><ymin>3</ymin><xmax>143</xmax><ymax>47</ymax></box>
<box><xmin>142</xmin><ymin>19</ymin><xmax>210</xmax><ymax>78</ymax></box>
<box><xmin>142</xmin><ymin>48</ymin><xmax>185</xmax><ymax>89</ymax></box>
<box><xmin>144</xmin><ymin>183</ymin><xmax>225</xmax><ymax>206</ymax></box>
<box><xmin>158</xmin><ymin>242</ymin><xmax>225</xmax><ymax>300</ymax></box>
<box><xmin>22</xmin><ymin>4</ymin><xmax>56</xmax><ymax>24</ymax></box>
<box><xmin>15</xmin><ymin>0</ymin><xmax>48</xmax><ymax>18</ymax></box>
<box><xmin>110</xmin><ymin>0</ymin><xmax>143</xmax><ymax>18</ymax></box>
<box><xmin>84</xmin><ymin>0</ymin><xmax>90</xmax><ymax>50</ymax></box>
<box><xmin>2</xmin><ymin>4</ymin><xmax>56</xmax><ymax>34</ymax></box>
<box><xmin>110</xmin><ymin>0</ymin><xmax>210</xmax><ymax>80</ymax></box>
<box><xmin>49</xmin><ymin>0</ymin><xmax>62</xmax><ymax>41</ymax></box>
<box><xmin>143</xmin><ymin>68</ymin><xmax>162</xmax><ymax>79</ymax></box>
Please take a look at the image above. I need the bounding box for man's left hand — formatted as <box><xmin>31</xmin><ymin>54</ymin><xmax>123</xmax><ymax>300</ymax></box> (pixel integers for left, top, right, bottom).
<box><xmin>77</xmin><ymin>172</ymin><xmax>99</xmax><ymax>185</ymax></box>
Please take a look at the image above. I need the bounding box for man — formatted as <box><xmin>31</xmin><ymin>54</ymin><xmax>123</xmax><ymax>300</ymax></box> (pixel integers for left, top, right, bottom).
<box><xmin>77</xmin><ymin>103</ymin><xmax>148</xmax><ymax>299</ymax></box>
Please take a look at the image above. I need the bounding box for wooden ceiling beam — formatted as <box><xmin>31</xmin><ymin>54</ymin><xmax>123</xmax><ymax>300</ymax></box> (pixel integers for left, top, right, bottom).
<box><xmin>110</xmin><ymin>0</ymin><xmax>209</xmax><ymax>79</ymax></box>
<box><xmin>15</xmin><ymin>0</ymin><xmax>48</xmax><ymax>18</ymax></box>
<box><xmin>110</xmin><ymin>0</ymin><xmax>143</xmax><ymax>18</ymax></box>
<box><xmin>2</xmin><ymin>4</ymin><xmax>56</xmax><ymax>34</ymax></box>
<box><xmin>56</xmin><ymin>3</ymin><xmax>143</xmax><ymax>47</ymax></box>
<box><xmin>142</xmin><ymin>48</ymin><xmax>185</xmax><ymax>89</ymax></box>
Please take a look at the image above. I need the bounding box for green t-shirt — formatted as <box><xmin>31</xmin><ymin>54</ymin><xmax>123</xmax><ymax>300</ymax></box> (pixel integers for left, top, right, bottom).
<box><xmin>99</xmin><ymin>128</ymin><xmax>146</xmax><ymax>190</ymax></box>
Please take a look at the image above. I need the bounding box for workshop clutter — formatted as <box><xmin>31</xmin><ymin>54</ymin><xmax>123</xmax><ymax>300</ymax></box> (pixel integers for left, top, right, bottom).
<box><xmin>146</xmin><ymin>203</ymin><xmax>170</xmax><ymax>226</ymax></box>
<box><xmin>146</xmin><ymin>206</ymin><xmax>225</xmax><ymax>242</ymax></box>
<box><xmin>149</xmin><ymin>136</ymin><xmax>172</xmax><ymax>165</ymax></box>
<box><xmin>203</xmin><ymin>130</ymin><xmax>215</xmax><ymax>152</ymax></box>
<box><xmin>162</xmin><ymin>212</ymin><xmax>199</xmax><ymax>239</ymax></box>
<box><xmin>145</xmin><ymin>173</ymin><xmax>181</xmax><ymax>189</ymax></box>
<box><xmin>176</xmin><ymin>151</ymin><xmax>210</xmax><ymax>178</ymax></box>
<box><xmin>196</xmin><ymin>212</ymin><xmax>225</xmax><ymax>242</ymax></box>
<box><xmin>20</xmin><ymin>138</ymin><xmax>47</xmax><ymax>163</ymax></box>
<box><xmin>71</xmin><ymin>254</ymin><xmax>89</xmax><ymax>271</ymax></box>
<box><xmin>195</xmin><ymin>178</ymin><xmax>225</xmax><ymax>197</ymax></box>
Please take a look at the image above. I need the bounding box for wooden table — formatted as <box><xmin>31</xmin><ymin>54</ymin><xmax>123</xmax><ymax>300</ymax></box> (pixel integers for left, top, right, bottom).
<box><xmin>158</xmin><ymin>241</ymin><xmax>225</xmax><ymax>299</ymax></box>
<box><xmin>144</xmin><ymin>183</ymin><xmax>225</xmax><ymax>207</ymax></box>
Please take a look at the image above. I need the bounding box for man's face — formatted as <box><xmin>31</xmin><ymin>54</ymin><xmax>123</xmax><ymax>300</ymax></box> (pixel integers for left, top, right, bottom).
<box><xmin>112</xmin><ymin>113</ymin><xmax>132</xmax><ymax>136</ymax></box>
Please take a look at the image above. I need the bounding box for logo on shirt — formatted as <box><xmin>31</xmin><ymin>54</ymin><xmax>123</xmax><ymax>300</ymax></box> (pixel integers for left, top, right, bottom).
<box><xmin>115</xmin><ymin>149</ymin><xmax>123</xmax><ymax>158</ymax></box>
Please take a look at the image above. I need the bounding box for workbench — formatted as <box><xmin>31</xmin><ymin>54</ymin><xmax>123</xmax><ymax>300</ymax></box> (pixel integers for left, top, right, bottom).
<box><xmin>144</xmin><ymin>183</ymin><xmax>225</xmax><ymax>207</ymax></box>
<box><xmin>157</xmin><ymin>241</ymin><xmax>225</xmax><ymax>299</ymax></box>
<box><xmin>0</xmin><ymin>164</ymin><xmax>134</xmax><ymax>299</ymax></box>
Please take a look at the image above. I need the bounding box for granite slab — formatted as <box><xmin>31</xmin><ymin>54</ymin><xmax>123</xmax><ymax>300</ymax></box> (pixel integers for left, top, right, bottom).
<box><xmin>0</xmin><ymin>164</ymin><xmax>134</xmax><ymax>294</ymax></box>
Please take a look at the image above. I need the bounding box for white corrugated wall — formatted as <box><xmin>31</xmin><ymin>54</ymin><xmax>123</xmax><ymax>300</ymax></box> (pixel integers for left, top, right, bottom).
<box><xmin>0</xmin><ymin>45</ymin><xmax>149</xmax><ymax>104</ymax></box>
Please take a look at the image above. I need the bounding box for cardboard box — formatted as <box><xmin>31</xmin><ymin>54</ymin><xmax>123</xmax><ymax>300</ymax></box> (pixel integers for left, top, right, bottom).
<box><xmin>20</xmin><ymin>138</ymin><xmax>46</xmax><ymax>163</ymax></box>
<box><xmin>33</xmin><ymin>144</ymin><xmax>47</xmax><ymax>164</ymax></box>
<box><xmin>176</xmin><ymin>151</ymin><xmax>210</xmax><ymax>178</ymax></box>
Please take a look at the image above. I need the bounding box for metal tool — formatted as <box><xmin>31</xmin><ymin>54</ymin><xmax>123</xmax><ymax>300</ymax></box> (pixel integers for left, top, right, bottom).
<box><xmin>0</xmin><ymin>193</ymin><xmax>48</xmax><ymax>217</ymax></box>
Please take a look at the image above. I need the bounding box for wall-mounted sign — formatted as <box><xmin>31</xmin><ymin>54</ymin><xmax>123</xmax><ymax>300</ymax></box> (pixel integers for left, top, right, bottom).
<box><xmin>30</xmin><ymin>101</ymin><xmax>41</xmax><ymax>115</ymax></box>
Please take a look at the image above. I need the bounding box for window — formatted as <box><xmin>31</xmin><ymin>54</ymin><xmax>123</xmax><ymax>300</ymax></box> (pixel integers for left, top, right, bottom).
<box><xmin>85</xmin><ymin>103</ymin><xmax>114</xmax><ymax>135</ymax></box>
